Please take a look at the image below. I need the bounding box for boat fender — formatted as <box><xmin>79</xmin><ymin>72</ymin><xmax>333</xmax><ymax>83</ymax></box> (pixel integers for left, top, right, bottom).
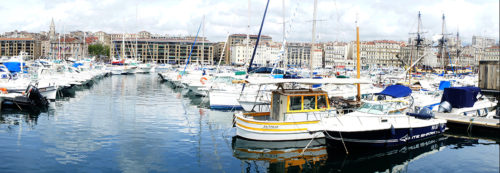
<box><xmin>390</xmin><ymin>124</ymin><xmax>396</xmax><ymax>137</ymax></box>
<box><xmin>409</xmin><ymin>128</ymin><xmax>413</xmax><ymax>138</ymax></box>
<box><xmin>200</xmin><ymin>77</ymin><xmax>208</xmax><ymax>85</ymax></box>
<box><xmin>0</xmin><ymin>88</ymin><xmax>7</xmax><ymax>94</ymax></box>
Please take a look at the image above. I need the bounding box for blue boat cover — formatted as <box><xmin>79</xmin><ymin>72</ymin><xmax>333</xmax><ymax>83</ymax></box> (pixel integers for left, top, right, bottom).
<box><xmin>72</xmin><ymin>63</ymin><xmax>84</xmax><ymax>68</ymax></box>
<box><xmin>441</xmin><ymin>87</ymin><xmax>480</xmax><ymax>108</ymax></box>
<box><xmin>273</xmin><ymin>74</ymin><xmax>283</xmax><ymax>78</ymax></box>
<box><xmin>312</xmin><ymin>76</ymin><xmax>322</xmax><ymax>88</ymax></box>
<box><xmin>376</xmin><ymin>85</ymin><xmax>412</xmax><ymax>98</ymax></box>
<box><xmin>438</xmin><ymin>81</ymin><xmax>451</xmax><ymax>90</ymax></box>
<box><xmin>3</xmin><ymin>62</ymin><xmax>26</xmax><ymax>73</ymax></box>
<box><xmin>249</xmin><ymin>67</ymin><xmax>284</xmax><ymax>74</ymax></box>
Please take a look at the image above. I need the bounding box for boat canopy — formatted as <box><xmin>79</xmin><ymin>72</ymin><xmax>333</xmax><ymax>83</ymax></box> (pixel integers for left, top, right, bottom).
<box><xmin>242</xmin><ymin>78</ymin><xmax>372</xmax><ymax>85</ymax></box>
<box><xmin>438</xmin><ymin>81</ymin><xmax>451</xmax><ymax>90</ymax></box>
<box><xmin>441</xmin><ymin>87</ymin><xmax>480</xmax><ymax>108</ymax></box>
<box><xmin>3</xmin><ymin>62</ymin><xmax>26</xmax><ymax>73</ymax></box>
<box><xmin>376</xmin><ymin>85</ymin><xmax>412</xmax><ymax>98</ymax></box>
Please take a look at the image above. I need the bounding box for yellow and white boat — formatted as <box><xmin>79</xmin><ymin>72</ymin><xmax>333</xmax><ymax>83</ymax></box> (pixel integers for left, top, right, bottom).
<box><xmin>233</xmin><ymin>78</ymin><xmax>370</xmax><ymax>141</ymax></box>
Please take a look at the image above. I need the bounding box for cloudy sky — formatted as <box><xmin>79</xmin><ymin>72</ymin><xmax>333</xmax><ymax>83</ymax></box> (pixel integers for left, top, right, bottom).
<box><xmin>1</xmin><ymin>0</ymin><xmax>498</xmax><ymax>44</ymax></box>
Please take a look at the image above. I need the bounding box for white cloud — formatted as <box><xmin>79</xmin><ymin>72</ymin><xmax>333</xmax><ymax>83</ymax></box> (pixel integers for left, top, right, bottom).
<box><xmin>0</xmin><ymin>0</ymin><xmax>498</xmax><ymax>44</ymax></box>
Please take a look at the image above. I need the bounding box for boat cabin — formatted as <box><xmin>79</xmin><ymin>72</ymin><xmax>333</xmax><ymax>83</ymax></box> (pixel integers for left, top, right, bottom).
<box><xmin>271</xmin><ymin>89</ymin><xmax>330</xmax><ymax>121</ymax></box>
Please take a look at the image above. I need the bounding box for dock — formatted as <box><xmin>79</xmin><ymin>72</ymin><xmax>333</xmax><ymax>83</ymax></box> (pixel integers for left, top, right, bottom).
<box><xmin>435</xmin><ymin>113</ymin><xmax>500</xmax><ymax>134</ymax></box>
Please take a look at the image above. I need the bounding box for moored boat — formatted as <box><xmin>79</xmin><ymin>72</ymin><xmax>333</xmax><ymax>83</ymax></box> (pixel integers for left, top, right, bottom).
<box><xmin>233</xmin><ymin>78</ymin><xmax>370</xmax><ymax>141</ymax></box>
<box><xmin>322</xmin><ymin>85</ymin><xmax>447</xmax><ymax>148</ymax></box>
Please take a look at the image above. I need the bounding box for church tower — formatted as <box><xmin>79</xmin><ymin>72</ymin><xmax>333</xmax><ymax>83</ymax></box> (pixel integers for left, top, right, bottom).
<box><xmin>49</xmin><ymin>18</ymin><xmax>56</xmax><ymax>41</ymax></box>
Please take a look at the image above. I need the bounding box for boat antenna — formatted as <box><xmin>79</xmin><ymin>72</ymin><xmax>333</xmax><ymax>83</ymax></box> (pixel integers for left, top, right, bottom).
<box><xmin>181</xmin><ymin>21</ymin><xmax>203</xmax><ymax>77</ymax></box>
<box><xmin>241</xmin><ymin>0</ymin><xmax>270</xmax><ymax>92</ymax></box>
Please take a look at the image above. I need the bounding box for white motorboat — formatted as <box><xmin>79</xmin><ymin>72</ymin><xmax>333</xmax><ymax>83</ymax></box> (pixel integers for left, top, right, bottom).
<box><xmin>321</xmin><ymin>85</ymin><xmax>447</xmax><ymax>148</ymax></box>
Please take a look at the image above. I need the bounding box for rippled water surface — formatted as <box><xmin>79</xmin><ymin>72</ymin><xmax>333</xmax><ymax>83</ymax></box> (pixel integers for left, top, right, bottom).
<box><xmin>0</xmin><ymin>74</ymin><xmax>498</xmax><ymax>173</ymax></box>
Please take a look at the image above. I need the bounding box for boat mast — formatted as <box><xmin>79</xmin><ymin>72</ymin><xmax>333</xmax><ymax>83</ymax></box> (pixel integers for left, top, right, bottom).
<box><xmin>83</xmin><ymin>32</ymin><xmax>86</xmax><ymax>60</ymax></box>
<box><xmin>122</xmin><ymin>33</ymin><xmax>125</xmax><ymax>60</ymax></box>
<box><xmin>181</xmin><ymin>21</ymin><xmax>202</xmax><ymax>77</ymax></box>
<box><xmin>309</xmin><ymin>0</ymin><xmax>318</xmax><ymax>78</ymax></box>
<box><xmin>241</xmin><ymin>0</ymin><xmax>270</xmax><ymax>92</ymax></box>
<box><xmin>356</xmin><ymin>14</ymin><xmax>361</xmax><ymax>101</ymax></box>
<box><xmin>440</xmin><ymin>14</ymin><xmax>446</xmax><ymax>72</ymax></box>
<box><xmin>410</xmin><ymin>12</ymin><xmax>423</xmax><ymax>84</ymax></box>
<box><xmin>246</xmin><ymin>0</ymin><xmax>251</xmax><ymax>67</ymax></box>
<box><xmin>202</xmin><ymin>15</ymin><xmax>205</xmax><ymax>65</ymax></box>
<box><xmin>456</xmin><ymin>27</ymin><xmax>460</xmax><ymax>66</ymax></box>
<box><xmin>135</xmin><ymin>5</ymin><xmax>138</xmax><ymax>62</ymax></box>
<box><xmin>282</xmin><ymin>0</ymin><xmax>286</xmax><ymax>69</ymax></box>
<box><xmin>63</xmin><ymin>25</ymin><xmax>66</xmax><ymax>60</ymax></box>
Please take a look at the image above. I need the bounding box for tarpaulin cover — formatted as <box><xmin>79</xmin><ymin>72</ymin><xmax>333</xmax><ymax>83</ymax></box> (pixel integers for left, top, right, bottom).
<box><xmin>3</xmin><ymin>62</ymin><xmax>26</xmax><ymax>73</ymax></box>
<box><xmin>441</xmin><ymin>87</ymin><xmax>480</xmax><ymax>108</ymax></box>
<box><xmin>375</xmin><ymin>85</ymin><xmax>412</xmax><ymax>98</ymax></box>
<box><xmin>438</xmin><ymin>81</ymin><xmax>451</xmax><ymax>90</ymax></box>
<box><xmin>72</xmin><ymin>63</ymin><xmax>84</xmax><ymax>68</ymax></box>
<box><xmin>249</xmin><ymin>67</ymin><xmax>284</xmax><ymax>74</ymax></box>
<box><xmin>312</xmin><ymin>76</ymin><xmax>322</xmax><ymax>88</ymax></box>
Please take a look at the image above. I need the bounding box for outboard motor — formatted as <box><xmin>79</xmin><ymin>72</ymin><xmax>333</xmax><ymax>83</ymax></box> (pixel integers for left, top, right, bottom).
<box><xmin>407</xmin><ymin>107</ymin><xmax>434</xmax><ymax>119</ymax></box>
<box><xmin>26</xmin><ymin>85</ymin><xmax>49</xmax><ymax>108</ymax></box>
<box><xmin>438</xmin><ymin>101</ymin><xmax>452</xmax><ymax>113</ymax></box>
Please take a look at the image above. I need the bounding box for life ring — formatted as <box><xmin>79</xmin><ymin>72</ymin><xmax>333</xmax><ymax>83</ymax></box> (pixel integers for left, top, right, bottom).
<box><xmin>177</xmin><ymin>75</ymin><xmax>182</xmax><ymax>80</ymax></box>
<box><xmin>0</xmin><ymin>88</ymin><xmax>7</xmax><ymax>94</ymax></box>
<box><xmin>200</xmin><ymin>77</ymin><xmax>208</xmax><ymax>85</ymax></box>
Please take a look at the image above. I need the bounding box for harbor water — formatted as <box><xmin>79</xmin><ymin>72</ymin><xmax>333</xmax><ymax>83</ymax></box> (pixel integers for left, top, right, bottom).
<box><xmin>0</xmin><ymin>74</ymin><xmax>498</xmax><ymax>173</ymax></box>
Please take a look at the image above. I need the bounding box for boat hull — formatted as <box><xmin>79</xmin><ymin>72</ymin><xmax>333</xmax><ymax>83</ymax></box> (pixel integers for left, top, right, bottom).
<box><xmin>324</xmin><ymin>123</ymin><xmax>446</xmax><ymax>148</ymax></box>
<box><xmin>209</xmin><ymin>91</ymin><xmax>243</xmax><ymax>110</ymax></box>
<box><xmin>234</xmin><ymin>115</ymin><xmax>325</xmax><ymax>141</ymax></box>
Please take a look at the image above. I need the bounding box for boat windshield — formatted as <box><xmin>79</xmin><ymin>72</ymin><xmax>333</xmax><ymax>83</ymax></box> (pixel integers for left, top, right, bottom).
<box><xmin>358</xmin><ymin>102</ymin><xmax>389</xmax><ymax>115</ymax></box>
<box><xmin>287</xmin><ymin>94</ymin><xmax>329</xmax><ymax>112</ymax></box>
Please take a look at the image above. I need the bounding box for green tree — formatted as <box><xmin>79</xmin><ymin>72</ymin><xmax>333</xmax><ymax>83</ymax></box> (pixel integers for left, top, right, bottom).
<box><xmin>88</xmin><ymin>44</ymin><xmax>110</xmax><ymax>56</ymax></box>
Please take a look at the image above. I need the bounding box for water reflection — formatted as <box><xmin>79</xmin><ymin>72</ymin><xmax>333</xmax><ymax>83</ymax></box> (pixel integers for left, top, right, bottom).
<box><xmin>232</xmin><ymin>137</ymin><xmax>328</xmax><ymax>172</ymax></box>
<box><xmin>324</xmin><ymin>136</ymin><xmax>448</xmax><ymax>172</ymax></box>
<box><xmin>231</xmin><ymin>135</ymin><xmax>495</xmax><ymax>173</ymax></box>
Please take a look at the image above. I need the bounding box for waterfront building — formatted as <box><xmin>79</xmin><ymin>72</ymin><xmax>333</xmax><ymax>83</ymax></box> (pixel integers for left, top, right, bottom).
<box><xmin>351</xmin><ymin>40</ymin><xmax>404</xmax><ymax>68</ymax></box>
<box><xmin>224</xmin><ymin>34</ymin><xmax>272</xmax><ymax>65</ymax></box>
<box><xmin>323</xmin><ymin>42</ymin><xmax>349</xmax><ymax>68</ymax></box>
<box><xmin>94</xmin><ymin>31</ymin><xmax>110</xmax><ymax>45</ymax></box>
<box><xmin>472</xmin><ymin>35</ymin><xmax>496</xmax><ymax>48</ymax></box>
<box><xmin>230</xmin><ymin>41</ymin><xmax>280</xmax><ymax>66</ymax></box>
<box><xmin>0</xmin><ymin>38</ymin><xmax>41</xmax><ymax>59</ymax></box>
<box><xmin>110</xmin><ymin>36</ymin><xmax>214</xmax><ymax>64</ymax></box>
<box><xmin>45</xmin><ymin>37</ymin><xmax>96</xmax><ymax>59</ymax></box>
<box><xmin>212</xmin><ymin>42</ymin><xmax>225</xmax><ymax>64</ymax></box>
<box><xmin>286</xmin><ymin>42</ymin><xmax>310</xmax><ymax>68</ymax></box>
<box><xmin>483</xmin><ymin>46</ymin><xmax>500</xmax><ymax>61</ymax></box>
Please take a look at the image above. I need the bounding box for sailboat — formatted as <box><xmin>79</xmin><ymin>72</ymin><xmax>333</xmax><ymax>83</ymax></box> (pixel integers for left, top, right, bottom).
<box><xmin>111</xmin><ymin>33</ymin><xmax>137</xmax><ymax>75</ymax></box>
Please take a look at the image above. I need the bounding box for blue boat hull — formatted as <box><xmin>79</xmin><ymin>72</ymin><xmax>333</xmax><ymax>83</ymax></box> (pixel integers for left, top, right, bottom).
<box><xmin>210</xmin><ymin>105</ymin><xmax>243</xmax><ymax>110</ymax></box>
<box><xmin>324</xmin><ymin>124</ymin><xmax>446</xmax><ymax>148</ymax></box>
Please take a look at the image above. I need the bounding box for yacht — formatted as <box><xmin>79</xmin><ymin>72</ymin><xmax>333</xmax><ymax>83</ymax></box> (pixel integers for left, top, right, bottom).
<box><xmin>321</xmin><ymin>85</ymin><xmax>447</xmax><ymax>148</ymax></box>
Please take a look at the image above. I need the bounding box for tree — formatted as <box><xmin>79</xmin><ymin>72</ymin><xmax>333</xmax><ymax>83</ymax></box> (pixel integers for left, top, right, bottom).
<box><xmin>88</xmin><ymin>43</ymin><xmax>110</xmax><ymax>58</ymax></box>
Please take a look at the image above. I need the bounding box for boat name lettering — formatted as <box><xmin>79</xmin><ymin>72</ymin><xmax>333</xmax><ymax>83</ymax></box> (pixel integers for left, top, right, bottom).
<box><xmin>400</xmin><ymin>131</ymin><xmax>440</xmax><ymax>142</ymax></box>
<box><xmin>263</xmin><ymin>125</ymin><xmax>279</xmax><ymax>129</ymax></box>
